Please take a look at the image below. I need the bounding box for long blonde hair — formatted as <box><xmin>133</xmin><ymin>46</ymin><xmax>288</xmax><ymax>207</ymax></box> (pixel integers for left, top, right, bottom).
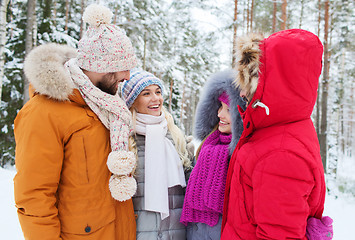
<box><xmin>129</xmin><ymin>106</ymin><xmax>191</xmax><ymax>169</ymax></box>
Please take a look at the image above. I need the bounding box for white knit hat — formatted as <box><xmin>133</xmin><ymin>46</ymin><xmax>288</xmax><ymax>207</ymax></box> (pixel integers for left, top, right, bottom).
<box><xmin>77</xmin><ymin>4</ymin><xmax>137</xmax><ymax>73</ymax></box>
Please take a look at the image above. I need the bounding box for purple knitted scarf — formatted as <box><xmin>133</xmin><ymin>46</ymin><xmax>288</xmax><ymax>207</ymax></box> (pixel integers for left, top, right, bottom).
<box><xmin>180</xmin><ymin>130</ymin><xmax>231</xmax><ymax>227</ymax></box>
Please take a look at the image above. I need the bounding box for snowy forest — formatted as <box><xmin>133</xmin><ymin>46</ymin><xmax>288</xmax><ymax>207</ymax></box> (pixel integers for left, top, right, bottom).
<box><xmin>0</xmin><ymin>0</ymin><xmax>354</xmax><ymax>200</ymax></box>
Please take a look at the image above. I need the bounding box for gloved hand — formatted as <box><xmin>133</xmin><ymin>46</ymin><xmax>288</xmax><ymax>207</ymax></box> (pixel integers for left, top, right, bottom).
<box><xmin>306</xmin><ymin>216</ymin><xmax>333</xmax><ymax>240</ymax></box>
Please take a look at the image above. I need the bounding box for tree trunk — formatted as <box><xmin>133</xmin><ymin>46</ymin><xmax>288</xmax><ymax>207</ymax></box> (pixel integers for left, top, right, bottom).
<box><xmin>339</xmin><ymin>48</ymin><xmax>346</xmax><ymax>154</ymax></box>
<box><xmin>280</xmin><ymin>0</ymin><xmax>287</xmax><ymax>30</ymax></box>
<box><xmin>299</xmin><ymin>0</ymin><xmax>304</xmax><ymax>29</ymax></box>
<box><xmin>272</xmin><ymin>0</ymin><xmax>277</xmax><ymax>32</ymax></box>
<box><xmin>143</xmin><ymin>31</ymin><xmax>147</xmax><ymax>70</ymax></box>
<box><xmin>180</xmin><ymin>82</ymin><xmax>186</xmax><ymax>128</ymax></box>
<box><xmin>168</xmin><ymin>79</ymin><xmax>173</xmax><ymax>112</ymax></box>
<box><xmin>319</xmin><ymin>0</ymin><xmax>330</xmax><ymax>172</ymax></box>
<box><xmin>246</xmin><ymin>0</ymin><xmax>250</xmax><ymax>32</ymax></box>
<box><xmin>113</xmin><ymin>3</ymin><xmax>119</xmax><ymax>25</ymax></box>
<box><xmin>349</xmin><ymin>84</ymin><xmax>354</xmax><ymax>158</ymax></box>
<box><xmin>0</xmin><ymin>0</ymin><xmax>10</xmax><ymax>104</ymax></box>
<box><xmin>52</xmin><ymin>0</ymin><xmax>56</xmax><ymax>26</ymax></box>
<box><xmin>315</xmin><ymin>0</ymin><xmax>322</xmax><ymax>136</ymax></box>
<box><xmin>232</xmin><ymin>0</ymin><xmax>238</xmax><ymax>68</ymax></box>
<box><xmin>250</xmin><ymin>0</ymin><xmax>254</xmax><ymax>31</ymax></box>
<box><xmin>317</xmin><ymin>0</ymin><xmax>322</xmax><ymax>37</ymax></box>
<box><xmin>242</xmin><ymin>1</ymin><xmax>246</xmax><ymax>33</ymax></box>
<box><xmin>65</xmin><ymin>0</ymin><xmax>69</xmax><ymax>32</ymax></box>
<box><xmin>24</xmin><ymin>0</ymin><xmax>37</xmax><ymax>104</ymax></box>
<box><xmin>7</xmin><ymin>2</ymin><xmax>12</xmax><ymax>39</ymax></box>
<box><xmin>80</xmin><ymin>0</ymin><xmax>85</xmax><ymax>38</ymax></box>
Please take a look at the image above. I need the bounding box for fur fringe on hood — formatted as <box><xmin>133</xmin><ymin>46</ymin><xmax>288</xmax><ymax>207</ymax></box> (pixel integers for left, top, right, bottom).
<box><xmin>24</xmin><ymin>43</ymin><xmax>77</xmax><ymax>101</ymax></box>
<box><xmin>194</xmin><ymin>70</ymin><xmax>245</xmax><ymax>154</ymax></box>
<box><xmin>233</xmin><ymin>33</ymin><xmax>264</xmax><ymax>100</ymax></box>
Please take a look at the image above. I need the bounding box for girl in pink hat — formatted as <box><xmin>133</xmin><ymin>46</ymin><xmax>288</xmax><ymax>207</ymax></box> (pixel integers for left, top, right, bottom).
<box><xmin>180</xmin><ymin>70</ymin><xmax>245</xmax><ymax>240</ymax></box>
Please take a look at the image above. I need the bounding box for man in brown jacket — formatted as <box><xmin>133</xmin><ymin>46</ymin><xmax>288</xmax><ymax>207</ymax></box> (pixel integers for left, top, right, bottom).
<box><xmin>14</xmin><ymin>4</ymin><xmax>137</xmax><ymax>240</ymax></box>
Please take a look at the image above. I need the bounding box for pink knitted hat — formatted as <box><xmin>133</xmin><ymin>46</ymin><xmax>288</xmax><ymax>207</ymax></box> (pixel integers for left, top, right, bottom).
<box><xmin>218</xmin><ymin>91</ymin><xmax>230</xmax><ymax>106</ymax></box>
<box><xmin>77</xmin><ymin>4</ymin><xmax>137</xmax><ymax>73</ymax></box>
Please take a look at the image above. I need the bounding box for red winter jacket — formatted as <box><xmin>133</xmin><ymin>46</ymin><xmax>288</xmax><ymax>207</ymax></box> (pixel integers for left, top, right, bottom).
<box><xmin>221</xmin><ymin>29</ymin><xmax>326</xmax><ymax>239</ymax></box>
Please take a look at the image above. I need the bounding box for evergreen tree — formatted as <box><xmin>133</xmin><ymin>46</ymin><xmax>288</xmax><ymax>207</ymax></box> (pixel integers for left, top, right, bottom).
<box><xmin>0</xmin><ymin>0</ymin><xmax>27</xmax><ymax>166</ymax></box>
<box><xmin>0</xmin><ymin>0</ymin><xmax>79</xmax><ymax>166</ymax></box>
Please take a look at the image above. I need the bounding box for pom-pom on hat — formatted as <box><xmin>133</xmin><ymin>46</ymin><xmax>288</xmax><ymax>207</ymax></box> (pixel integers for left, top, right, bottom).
<box><xmin>77</xmin><ymin>4</ymin><xmax>137</xmax><ymax>73</ymax></box>
<box><xmin>121</xmin><ymin>69</ymin><xmax>164</xmax><ymax>108</ymax></box>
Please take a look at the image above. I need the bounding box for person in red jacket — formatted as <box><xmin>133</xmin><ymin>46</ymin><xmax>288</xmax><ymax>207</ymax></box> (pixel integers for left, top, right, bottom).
<box><xmin>221</xmin><ymin>29</ymin><xmax>330</xmax><ymax>239</ymax></box>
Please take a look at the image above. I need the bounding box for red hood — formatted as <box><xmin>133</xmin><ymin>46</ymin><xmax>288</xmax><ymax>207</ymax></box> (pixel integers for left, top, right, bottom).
<box><xmin>241</xmin><ymin>29</ymin><xmax>323</xmax><ymax>132</ymax></box>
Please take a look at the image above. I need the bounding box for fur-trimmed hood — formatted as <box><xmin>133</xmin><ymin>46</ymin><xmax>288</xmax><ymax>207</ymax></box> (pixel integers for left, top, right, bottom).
<box><xmin>194</xmin><ymin>70</ymin><xmax>245</xmax><ymax>154</ymax></box>
<box><xmin>24</xmin><ymin>43</ymin><xmax>77</xmax><ymax>101</ymax></box>
<box><xmin>233</xmin><ymin>33</ymin><xmax>263</xmax><ymax>100</ymax></box>
<box><xmin>233</xmin><ymin>29</ymin><xmax>323</xmax><ymax>132</ymax></box>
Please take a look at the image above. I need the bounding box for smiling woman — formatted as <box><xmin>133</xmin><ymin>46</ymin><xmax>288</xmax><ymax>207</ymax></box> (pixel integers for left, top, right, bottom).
<box><xmin>217</xmin><ymin>94</ymin><xmax>232</xmax><ymax>134</ymax></box>
<box><xmin>132</xmin><ymin>85</ymin><xmax>163</xmax><ymax>116</ymax></box>
<box><xmin>121</xmin><ymin>69</ymin><xmax>193</xmax><ymax>240</ymax></box>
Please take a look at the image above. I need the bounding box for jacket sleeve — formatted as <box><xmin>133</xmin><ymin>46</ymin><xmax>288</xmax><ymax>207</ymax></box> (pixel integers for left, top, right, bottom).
<box><xmin>14</xmin><ymin>106</ymin><xmax>64</xmax><ymax>240</ymax></box>
<box><xmin>252</xmin><ymin>151</ymin><xmax>314</xmax><ymax>239</ymax></box>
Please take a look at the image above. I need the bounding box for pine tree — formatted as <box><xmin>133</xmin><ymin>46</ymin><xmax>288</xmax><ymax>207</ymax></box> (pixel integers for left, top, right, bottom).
<box><xmin>0</xmin><ymin>0</ymin><xmax>27</xmax><ymax>166</ymax></box>
<box><xmin>0</xmin><ymin>0</ymin><xmax>79</xmax><ymax>166</ymax></box>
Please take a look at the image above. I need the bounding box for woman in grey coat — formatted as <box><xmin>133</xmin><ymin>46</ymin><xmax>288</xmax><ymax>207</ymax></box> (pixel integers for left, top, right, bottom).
<box><xmin>121</xmin><ymin>69</ymin><xmax>193</xmax><ymax>240</ymax></box>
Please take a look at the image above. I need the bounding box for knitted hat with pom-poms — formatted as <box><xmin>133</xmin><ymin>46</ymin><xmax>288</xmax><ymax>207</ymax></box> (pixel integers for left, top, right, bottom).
<box><xmin>77</xmin><ymin>4</ymin><xmax>137</xmax><ymax>73</ymax></box>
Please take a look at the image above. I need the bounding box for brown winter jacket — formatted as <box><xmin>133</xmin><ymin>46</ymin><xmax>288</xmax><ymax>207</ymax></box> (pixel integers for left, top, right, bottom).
<box><xmin>13</xmin><ymin>43</ymin><xmax>136</xmax><ymax>240</ymax></box>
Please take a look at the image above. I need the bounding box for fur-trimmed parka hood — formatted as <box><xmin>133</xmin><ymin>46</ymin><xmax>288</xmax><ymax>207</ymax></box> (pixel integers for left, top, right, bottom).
<box><xmin>24</xmin><ymin>43</ymin><xmax>77</xmax><ymax>101</ymax></box>
<box><xmin>194</xmin><ymin>70</ymin><xmax>245</xmax><ymax>154</ymax></box>
<box><xmin>233</xmin><ymin>29</ymin><xmax>323</xmax><ymax>133</ymax></box>
<box><xmin>233</xmin><ymin>33</ymin><xmax>263</xmax><ymax>100</ymax></box>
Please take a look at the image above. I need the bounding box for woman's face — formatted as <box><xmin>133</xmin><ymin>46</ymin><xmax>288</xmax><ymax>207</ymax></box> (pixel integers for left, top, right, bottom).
<box><xmin>132</xmin><ymin>85</ymin><xmax>163</xmax><ymax>116</ymax></box>
<box><xmin>217</xmin><ymin>102</ymin><xmax>232</xmax><ymax>134</ymax></box>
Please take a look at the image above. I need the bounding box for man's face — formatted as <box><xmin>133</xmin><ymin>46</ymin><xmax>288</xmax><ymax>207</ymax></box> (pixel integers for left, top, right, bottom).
<box><xmin>84</xmin><ymin>70</ymin><xmax>130</xmax><ymax>95</ymax></box>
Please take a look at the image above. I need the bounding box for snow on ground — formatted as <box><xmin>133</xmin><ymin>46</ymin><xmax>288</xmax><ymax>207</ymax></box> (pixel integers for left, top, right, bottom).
<box><xmin>0</xmin><ymin>167</ymin><xmax>23</xmax><ymax>240</ymax></box>
<box><xmin>0</xmin><ymin>167</ymin><xmax>354</xmax><ymax>239</ymax></box>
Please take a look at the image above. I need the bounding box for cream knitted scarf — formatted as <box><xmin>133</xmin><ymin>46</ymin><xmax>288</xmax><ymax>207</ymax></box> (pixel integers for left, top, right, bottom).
<box><xmin>135</xmin><ymin>112</ymin><xmax>186</xmax><ymax>220</ymax></box>
<box><xmin>65</xmin><ymin>58</ymin><xmax>137</xmax><ymax>201</ymax></box>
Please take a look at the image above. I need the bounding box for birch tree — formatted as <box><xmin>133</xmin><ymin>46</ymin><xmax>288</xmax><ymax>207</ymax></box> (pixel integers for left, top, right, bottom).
<box><xmin>315</xmin><ymin>0</ymin><xmax>322</xmax><ymax>136</ymax></box>
<box><xmin>232</xmin><ymin>0</ymin><xmax>238</xmax><ymax>68</ymax></box>
<box><xmin>0</xmin><ymin>0</ymin><xmax>10</xmax><ymax>104</ymax></box>
<box><xmin>24</xmin><ymin>0</ymin><xmax>36</xmax><ymax>104</ymax></box>
<box><xmin>250</xmin><ymin>0</ymin><xmax>254</xmax><ymax>31</ymax></box>
<box><xmin>299</xmin><ymin>0</ymin><xmax>305</xmax><ymax>28</ymax></box>
<box><xmin>320</xmin><ymin>0</ymin><xmax>330</xmax><ymax>172</ymax></box>
<box><xmin>79</xmin><ymin>0</ymin><xmax>85</xmax><ymax>38</ymax></box>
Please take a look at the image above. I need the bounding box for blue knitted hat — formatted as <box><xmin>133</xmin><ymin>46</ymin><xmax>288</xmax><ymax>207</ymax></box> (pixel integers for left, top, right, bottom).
<box><xmin>121</xmin><ymin>69</ymin><xmax>164</xmax><ymax>108</ymax></box>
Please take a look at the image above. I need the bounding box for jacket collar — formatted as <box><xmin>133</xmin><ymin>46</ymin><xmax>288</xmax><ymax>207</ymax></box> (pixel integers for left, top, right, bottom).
<box><xmin>24</xmin><ymin>43</ymin><xmax>77</xmax><ymax>101</ymax></box>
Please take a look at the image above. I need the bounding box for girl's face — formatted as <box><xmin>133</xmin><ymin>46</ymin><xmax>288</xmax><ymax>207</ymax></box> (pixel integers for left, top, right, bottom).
<box><xmin>132</xmin><ymin>85</ymin><xmax>163</xmax><ymax>116</ymax></box>
<box><xmin>217</xmin><ymin>102</ymin><xmax>232</xmax><ymax>134</ymax></box>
